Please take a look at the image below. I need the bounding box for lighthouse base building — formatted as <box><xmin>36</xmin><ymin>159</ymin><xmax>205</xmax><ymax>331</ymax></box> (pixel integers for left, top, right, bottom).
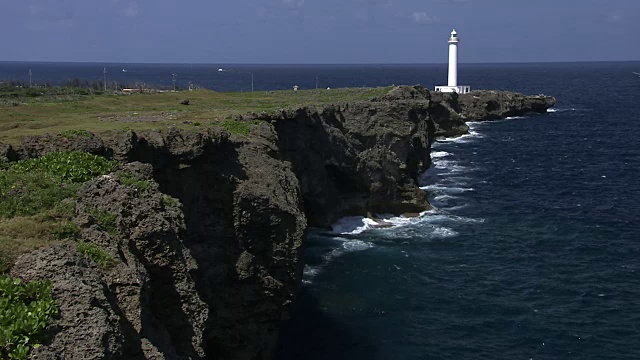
<box><xmin>434</xmin><ymin>85</ymin><xmax>471</xmax><ymax>94</ymax></box>
<box><xmin>435</xmin><ymin>29</ymin><xmax>471</xmax><ymax>94</ymax></box>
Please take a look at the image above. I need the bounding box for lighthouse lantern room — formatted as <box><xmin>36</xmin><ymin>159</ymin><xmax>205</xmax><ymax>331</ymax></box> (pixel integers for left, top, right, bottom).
<box><xmin>435</xmin><ymin>29</ymin><xmax>471</xmax><ymax>94</ymax></box>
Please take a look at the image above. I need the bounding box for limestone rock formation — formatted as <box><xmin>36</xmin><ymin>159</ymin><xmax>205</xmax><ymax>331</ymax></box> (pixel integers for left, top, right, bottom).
<box><xmin>458</xmin><ymin>90</ymin><xmax>556</xmax><ymax>121</ymax></box>
<box><xmin>3</xmin><ymin>85</ymin><xmax>556</xmax><ymax>360</ymax></box>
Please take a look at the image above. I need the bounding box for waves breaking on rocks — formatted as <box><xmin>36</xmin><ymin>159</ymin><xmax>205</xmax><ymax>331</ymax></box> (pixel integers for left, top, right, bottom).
<box><xmin>302</xmin><ymin>126</ymin><xmax>489</xmax><ymax>283</ymax></box>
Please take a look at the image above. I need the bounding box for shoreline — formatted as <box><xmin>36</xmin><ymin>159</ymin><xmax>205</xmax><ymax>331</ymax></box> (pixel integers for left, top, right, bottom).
<box><xmin>0</xmin><ymin>85</ymin><xmax>555</xmax><ymax>359</ymax></box>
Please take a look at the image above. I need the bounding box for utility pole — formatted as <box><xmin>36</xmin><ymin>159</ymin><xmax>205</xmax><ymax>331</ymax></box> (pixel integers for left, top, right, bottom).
<box><xmin>172</xmin><ymin>73</ymin><xmax>177</xmax><ymax>92</ymax></box>
<box><xmin>103</xmin><ymin>67</ymin><xmax>107</xmax><ymax>92</ymax></box>
<box><xmin>251</xmin><ymin>73</ymin><xmax>254</xmax><ymax>92</ymax></box>
<box><xmin>316</xmin><ymin>76</ymin><xmax>318</xmax><ymax>89</ymax></box>
<box><xmin>29</xmin><ymin>69</ymin><xmax>32</xmax><ymax>88</ymax></box>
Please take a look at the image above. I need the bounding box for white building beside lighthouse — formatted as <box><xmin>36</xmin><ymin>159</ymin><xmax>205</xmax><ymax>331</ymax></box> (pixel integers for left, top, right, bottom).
<box><xmin>435</xmin><ymin>29</ymin><xmax>470</xmax><ymax>94</ymax></box>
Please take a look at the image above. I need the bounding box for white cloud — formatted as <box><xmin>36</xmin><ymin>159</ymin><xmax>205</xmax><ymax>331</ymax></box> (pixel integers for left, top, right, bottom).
<box><xmin>354</xmin><ymin>0</ymin><xmax>394</xmax><ymax>7</ymax></box>
<box><xmin>256</xmin><ymin>7</ymin><xmax>269</xmax><ymax>18</ymax></box>
<box><xmin>412</xmin><ymin>11</ymin><xmax>439</xmax><ymax>24</ymax></box>
<box><xmin>606</xmin><ymin>11</ymin><xmax>623</xmax><ymax>23</ymax></box>
<box><xmin>123</xmin><ymin>2</ymin><xmax>139</xmax><ymax>17</ymax></box>
<box><xmin>28</xmin><ymin>4</ymin><xmax>44</xmax><ymax>16</ymax></box>
<box><xmin>354</xmin><ymin>8</ymin><xmax>369</xmax><ymax>22</ymax></box>
<box><xmin>25</xmin><ymin>3</ymin><xmax>74</xmax><ymax>31</ymax></box>
<box><xmin>282</xmin><ymin>0</ymin><xmax>305</xmax><ymax>9</ymax></box>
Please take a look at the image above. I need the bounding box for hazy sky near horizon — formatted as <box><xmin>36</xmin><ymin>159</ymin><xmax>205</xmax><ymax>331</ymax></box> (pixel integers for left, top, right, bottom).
<box><xmin>3</xmin><ymin>0</ymin><xmax>640</xmax><ymax>64</ymax></box>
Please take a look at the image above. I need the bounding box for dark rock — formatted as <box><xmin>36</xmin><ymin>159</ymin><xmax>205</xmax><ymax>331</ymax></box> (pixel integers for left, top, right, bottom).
<box><xmin>429</xmin><ymin>92</ymin><xmax>469</xmax><ymax>138</ymax></box>
<box><xmin>142</xmin><ymin>126</ymin><xmax>306</xmax><ymax>359</ymax></box>
<box><xmin>180</xmin><ymin>99</ymin><xmax>190</xmax><ymax>105</ymax></box>
<box><xmin>0</xmin><ymin>144</ymin><xmax>18</xmax><ymax>163</ymax></box>
<box><xmin>11</xmin><ymin>244</ymin><xmax>144</xmax><ymax>360</ymax></box>
<box><xmin>457</xmin><ymin>90</ymin><xmax>556</xmax><ymax>121</ymax></box>
<box><xmin>2</xmin><ymin>85</ymin><xmax>558</xmax><ymax>360</ymax></box>
<box><xmin>373</xmin><ymin>85</ymin><xmax>430</xmax><ymax>101</ymax></box>
<box><xmin>261</xmin><ymin>96</ymin><xmax>434</xmax><ymax>227</ymax></box>
<box><xmin>74</xmin><ymin>170</ymin><xmax>209</xmax><ymax>359</ymax></box>
<box><xmin>19</xmin><ymin>133</ymin><xmax>110</xmax><ymax>159</ymax></box>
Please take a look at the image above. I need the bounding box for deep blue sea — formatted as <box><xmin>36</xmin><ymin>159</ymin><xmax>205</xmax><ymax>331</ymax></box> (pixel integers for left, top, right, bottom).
<box><xmin>2</xmin><ymin>61</ymin><xmax>639</xmax><ymax>359</ymax></box>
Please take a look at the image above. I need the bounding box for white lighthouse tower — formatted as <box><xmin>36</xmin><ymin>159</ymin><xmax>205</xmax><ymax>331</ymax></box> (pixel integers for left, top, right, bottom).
<box><xmin>435</xmin><ymin>29</ymin><xmax>470</xmax><ymax>94</ymax></box>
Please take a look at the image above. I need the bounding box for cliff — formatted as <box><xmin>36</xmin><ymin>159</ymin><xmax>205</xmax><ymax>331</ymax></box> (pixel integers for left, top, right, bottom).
<box><xmin>1</xmin><ymin>86</ymin><xmax>555</xmax><ymax>360</ymax></box>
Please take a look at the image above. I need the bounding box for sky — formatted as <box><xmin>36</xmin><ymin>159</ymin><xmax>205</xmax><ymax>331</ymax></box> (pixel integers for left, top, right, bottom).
<box><xmin>2</xmin><ymin>0</ymin><xmax>640</xmax><ymax>64</ymax></box>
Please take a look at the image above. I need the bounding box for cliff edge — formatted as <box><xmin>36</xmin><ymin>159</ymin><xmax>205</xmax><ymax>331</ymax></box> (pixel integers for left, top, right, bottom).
<box><xmin>1</xmin><ymin>86</ymin><xmax>555</xmax><ymax>360</ymax></box>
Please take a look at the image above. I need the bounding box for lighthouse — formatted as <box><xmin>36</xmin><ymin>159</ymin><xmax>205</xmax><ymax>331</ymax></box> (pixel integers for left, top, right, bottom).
<box><xmin>435</xmin><ymin>29</ymin><xmax>470</xmax><ymax>94</ymax></box>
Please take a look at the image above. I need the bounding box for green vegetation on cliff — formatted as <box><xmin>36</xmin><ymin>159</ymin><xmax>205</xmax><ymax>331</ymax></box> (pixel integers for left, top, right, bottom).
<box><xmin>0</xmin><ymin>86</ymin><xmax>392</xmax><ymax>145</ymax></box>
<box><xmin>0</xmin><ymin>152</ymin><xmax>116</xmax><ymax>273</ymax></box>
<box><xmin>76</xmin><ymin>242</ymin><xmax>114</xmax><ymax>269</ymax></box>
<box><xmin>0</xmin><ymin>275</ymin><xmax>58</xmax><ymax>359</ymax></box>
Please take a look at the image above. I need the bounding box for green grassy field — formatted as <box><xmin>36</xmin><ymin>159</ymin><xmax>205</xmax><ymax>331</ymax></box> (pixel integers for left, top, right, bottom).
<box><xmin>0</xmin><ymin>86</ymin><xmax>393</xmax><ymax>145</ymax></box>
<box><xmin>0</xmin><ymin>85</ymin><xmax>396</xmax><ymax>273</ymax></box>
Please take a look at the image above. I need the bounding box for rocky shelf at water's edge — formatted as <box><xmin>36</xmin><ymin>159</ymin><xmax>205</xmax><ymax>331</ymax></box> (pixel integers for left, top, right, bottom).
<box><xmin>0</xmin><ymin>86</ymin><xmax>555</xmax><ymax>360</ymax></box>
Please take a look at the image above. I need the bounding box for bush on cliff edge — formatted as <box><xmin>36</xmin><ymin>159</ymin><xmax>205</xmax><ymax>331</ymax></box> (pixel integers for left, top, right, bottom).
<box><xmin>0</xmin><ymin>275</ymin><xmax>58</xmax><ymax>359</ymax></box>
<box><xmin>0</xmin><ymin>151</ymin><xmax>116</xmax><ymax>273</ymax></box>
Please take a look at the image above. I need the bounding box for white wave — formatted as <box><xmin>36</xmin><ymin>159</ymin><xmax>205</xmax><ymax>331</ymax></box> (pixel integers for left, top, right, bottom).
<box><xmin>419</xmin><ymin>213</ymin><xmax>484</xmax><ymax>224</ymax></box>
<box><xmin>434</xmin><ymin>176</ymin><xmax>471</xmax><ymax>185</ymax></box>
<box><xmin>432</xmin><ymin>226</ymin><xmax>458</xmax><ymax>238</ymax></box>
<box><xmin>421</xmin><ymin>184</ymin><xmax>475</xmax><ymax>194</ymax></box>
<box><xmin>505</xmin><ymin>116</ymin><xmax>525</xmax><ymax>120</ymax></box>
<box><xmin>437</xmin><ymin>129</ymin><xmax>483</xmax><ymax>143</ymax></box>
<box><xmin>302</xmin><ymin>238</ymin><xmax>375</xmax><ymax>282</ymax></box>
<box><xmin>331</xmin><ymin>208</ymin><xmax>441</xmax><ymax>236</ymax></box>
<box><xmin>331</xmin><ymin>216</ymin><xmax>378</xmax><ymax>235</ymax></box>
<box><xmin>434</xmin><ymin>160</ymin><xmax>458</xmax><ymax>168</ymax></box>
<box><xmin>321</xmin><ymin>239</ymin><xmax>374</xmax><ymax>267</ymax></box>
<box><xmin>433</xmin><ymin>160</ymin><xmax>469</xmax><ymax>173</ymax></box>
<box><xmin>339</xmin><ymin>239</ymin><xmax>375</xmax><ymax>252</ymax></box>
<box><xmin>378</xmin><ymin>215</ymin><xmax>423</xmax><ymax>227</ymax></box>
<box><xmin>434</xmin><ymin>194</ymin><xmax>458</xmax><ymax>202</ymax></box>
<box><xmin>431</xmin><ymin>151</ymin><xmax>451</xmax><ymax>158</ymax></box>
<box><xmin>547</xmin><ymin>108</ymin><xmax>576</xmax><ymax>113</ymax></box>
<box><xmin>302</xmin><ymin>265</ymin><xmax>321</xmax><ymax>283</ymax></box>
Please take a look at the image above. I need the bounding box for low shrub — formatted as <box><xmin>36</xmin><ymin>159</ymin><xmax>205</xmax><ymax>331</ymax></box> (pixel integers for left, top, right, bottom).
<box><xmin>49</xmin><ymin>222</ymin><xmax>80</xmax><ymax>240</ymax></box>
<box><xmin>58</xmin><ymin>129</ymin><xmax>93</xmax><ymax>138</ymax></box>
<box><xmin>0</xmin><ymin>276</ymin><xmax>58</xmax><ymax>359</ymax></box>
<box><xmin>162</xmin><ymin>194</ymin><xmax>179</xmax><ymax>207</ymax></box>
<box><xmin>76</xmin><ymin>242</ymin><xmax>114</xmax><ymax>269</ymax></box>
<box><xmin>88</xmin><ymin>209</ymin><xmax>118</xmax><ymax>236</ymax></box>
<box><xmin>0</xmin><ymin>152</ymin><xmax>115</xmax><ymax>219</ymax></box>
<box><xmin>117</xmin><ymin>172</ymin><xmax>153</xmax><ymax>193</ymax></box>
<box><xmin>221</xmin><ymin>120</ymin><xmax>260</xmax><ymax>136</ymax></box>
<box><xmin>10</xmin><ymin>151</ymin><xmax>115</xmax><ymax>184</ymax></box>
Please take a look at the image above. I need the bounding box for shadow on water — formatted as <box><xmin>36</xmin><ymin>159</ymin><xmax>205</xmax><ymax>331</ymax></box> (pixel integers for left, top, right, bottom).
<box><xmin>274</xmin><ymin>288</ymin><xmax>380</xmax><ymax>360</ymax></box>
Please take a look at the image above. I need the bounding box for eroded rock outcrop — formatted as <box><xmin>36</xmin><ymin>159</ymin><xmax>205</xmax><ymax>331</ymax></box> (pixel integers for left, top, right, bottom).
<box><xmin>429</xmin><ymin>90</ymin><xmax>556</xmax><ymax>137</ymax></box>
<box><xmin>4</xmin><ymin>86</ymin><xmax>556</xmax><ymax>360</ymax></box>
<box><xmin>250</xmin><ymin>94</ymin><xmax>435</xmax><ymax>227</ymax></box>
<box><xmin>458</xmin><ymin>90</ymin><xmax>556</xmax><ymax>121</ymax></box>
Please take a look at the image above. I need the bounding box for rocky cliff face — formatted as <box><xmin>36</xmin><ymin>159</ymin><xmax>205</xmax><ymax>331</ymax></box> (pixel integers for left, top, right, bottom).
<box><xmin>3</xmin><ymin>86</ymin><xmax>555</xmax><ymax>360</ymax></box>
<box><xmin>458</xmin><ymin>90</ymin><xmax>556</xmax><ymax>121</ymax></box>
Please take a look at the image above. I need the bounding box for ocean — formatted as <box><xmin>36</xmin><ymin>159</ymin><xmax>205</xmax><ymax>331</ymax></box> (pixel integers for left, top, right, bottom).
<box><xmin>2</xmin><ymin>61</ymin><xmax>639</xmax><ymax>359</ymax></box>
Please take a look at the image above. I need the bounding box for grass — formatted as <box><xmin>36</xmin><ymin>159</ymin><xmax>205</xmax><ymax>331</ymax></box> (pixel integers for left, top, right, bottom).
<box><xmin>88</xmin><ymin>209</ymin><xmax>118</xmax><ymax>236</ymax></box>
<box><xmin>58</xmin><ymin>129</ymin><xmax>93</xmax><ymax>138</ymax></box>
<box><xmin>0</xmin><ymin>86</ymin><xmax>393</xmax><ymax>145</ymax></box>
<box><xmin>221</xmin><ymin>120</ymin><xmax>261</xmax><ymax>136</ymax></box>
<box><xmin>0</xmin><ymin>152</ymin><xmax>114</xmax><ymax>273</ymax></box>
<box><xmin>0</xmin><ymin>85</ymin><xmax>395</xmax><ymax>268</ymax></box>
<box><xmin>162</xmin><ymin>194</ymin><xmax>179</xmax><ymax>208</ymax></box>
<box><xmin>117</xmin><ymin>171</ymin><xmax>153</xmax><ymax>193</ymax></box>
<box><xmin>76</xmin><ymin>242</ymin><xmax>114</xmax><ymax>269</ymax></box>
